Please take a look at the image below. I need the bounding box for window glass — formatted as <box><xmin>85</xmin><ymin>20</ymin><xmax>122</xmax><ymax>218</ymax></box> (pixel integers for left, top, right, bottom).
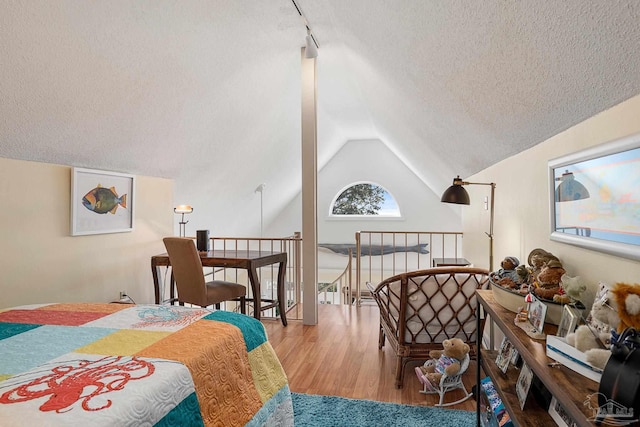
<box><xmin>330</xmin><ymin>183</ymin><xmax>400</xmax><ymax>216</ymax></box>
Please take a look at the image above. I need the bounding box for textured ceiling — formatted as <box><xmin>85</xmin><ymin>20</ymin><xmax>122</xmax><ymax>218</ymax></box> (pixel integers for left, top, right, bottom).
<box><xmin>2</xmin><ymin>1</ymin><xmax>640</xmax><ymax>233</ymax></box>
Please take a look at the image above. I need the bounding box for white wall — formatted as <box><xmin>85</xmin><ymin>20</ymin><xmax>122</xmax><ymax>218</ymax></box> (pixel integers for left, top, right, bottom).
<box><xmin>268</xmin><ymin>138</ymin><xmax>464</xmax><ymax>280</ymax></box>
<box><xmin>464</xmin><ymin>94</ymin><xmax>640</xmax><ymax>305</ymax></box>
<box><xmin>269</xmin><ymin>139</ymin><xmax>463</xmax><ymax>238</ymax></box>
<box><xmin>0</xmin><ymin>157</ymin><xmax>173</xmax><ymax>308</ymax></box>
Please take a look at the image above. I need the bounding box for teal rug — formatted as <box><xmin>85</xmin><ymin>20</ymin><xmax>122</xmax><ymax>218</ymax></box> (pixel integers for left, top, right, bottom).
<box><xmin>292</xmin><ymin>392</ymin><xmax>475</xmax><ymax>427</ymax></box>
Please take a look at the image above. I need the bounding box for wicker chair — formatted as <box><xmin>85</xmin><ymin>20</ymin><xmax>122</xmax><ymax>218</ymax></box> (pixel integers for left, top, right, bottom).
<box><xmin>368</xmin><ymin>267</ymin><xmax>490</xmax><ymax>388</ymax></box>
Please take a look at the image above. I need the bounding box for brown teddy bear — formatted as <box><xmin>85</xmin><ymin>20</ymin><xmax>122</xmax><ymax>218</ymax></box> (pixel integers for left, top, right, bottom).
<box><xmin>490</xmin><ymin>256</ymin><xmax>520</xmax><ymax>288</ymax></box>
<box><xmin>527</xmin><ymin>248</ymin><xmax>560</xmax><ymax>287</ymax></box>
<box><xmin>533</xmin><ymin>259</ymin><xmax>566</xmax><ymax>300</ymax></box>
<box><xmin>415</xmin><ymin>338</ymin><xmax>470</xmax><ymax>387</ymax></box>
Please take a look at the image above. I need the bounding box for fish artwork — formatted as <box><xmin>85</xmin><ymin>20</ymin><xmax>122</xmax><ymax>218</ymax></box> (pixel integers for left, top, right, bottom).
<box><xmin>318</xmin><ymin>243</ymin><xmax>429</xmax><ymax>257</ymax></box>
<box><xmin>82</xmin><ymin>185</ymin><xmax>127</xmax><ymax>214</ymax></box>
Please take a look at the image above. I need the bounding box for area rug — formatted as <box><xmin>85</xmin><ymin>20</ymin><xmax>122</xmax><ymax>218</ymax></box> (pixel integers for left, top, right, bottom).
<box><xmin>292</xmin><ymin>392</ymin><xmax>475</xmax><ymax>427</ymax></box>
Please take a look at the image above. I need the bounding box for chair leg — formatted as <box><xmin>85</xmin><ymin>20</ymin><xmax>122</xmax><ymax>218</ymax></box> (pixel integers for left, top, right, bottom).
<box><xmin>395</xmin><ymin>357</ymin><xmax>405</xmax><ymax>389</ymax></box>
<box><xmin>378</xmin><ymin>324</ymin><xmax>385</xmax><ymax>349</ymax></box>
<box><xmin>240</xmin><ymin>296</ymin><xmax>246</xmax><ymax>314</ymax></box>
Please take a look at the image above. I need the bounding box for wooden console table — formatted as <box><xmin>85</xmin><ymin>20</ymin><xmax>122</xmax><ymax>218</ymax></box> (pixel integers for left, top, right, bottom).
<box><xmin>151</xmin><ymin>250</ymin><xmax>287</xmax><ymax>326</ymax></box>
<box><xmin>475</xmin><ymin>290</ymin><xmax>598</xmax><ymax>426</ymax></box>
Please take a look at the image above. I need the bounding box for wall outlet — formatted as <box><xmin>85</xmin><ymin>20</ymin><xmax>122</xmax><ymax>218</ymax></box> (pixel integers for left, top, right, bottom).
<box><xmin>119</xmin><ymin>291</ymin><xmax>127</xmax><ymax>300</ymax></box>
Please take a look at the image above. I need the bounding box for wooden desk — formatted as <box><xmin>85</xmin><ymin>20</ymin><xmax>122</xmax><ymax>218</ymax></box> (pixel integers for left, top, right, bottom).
<box><xmin>151</xmin><ymin>250</ymin><xmax>287</xmax><ymax>326</ymax></box>
<box><xmin>432</xmin><ymin>257</ymin><xmax>470</xmax><ymax>267</ymax></box>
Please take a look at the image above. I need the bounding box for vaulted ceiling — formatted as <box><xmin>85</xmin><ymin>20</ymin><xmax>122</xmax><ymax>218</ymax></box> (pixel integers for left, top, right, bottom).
<box><xmin>2</xmin><ymin>1</ymin><xmax>640</xmax><ymax>234</ymax></box>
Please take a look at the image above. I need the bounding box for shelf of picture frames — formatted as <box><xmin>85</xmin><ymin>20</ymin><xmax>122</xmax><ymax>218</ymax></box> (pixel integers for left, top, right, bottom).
<box><xmin>477</xmin><ymin>290</ymin><xmax>599</xmax><ymax>427</ymax></box>
<box><xmin>481</xmin><ymin>350</ymin><xmax>555</xmax><ymax>427</ymax></box>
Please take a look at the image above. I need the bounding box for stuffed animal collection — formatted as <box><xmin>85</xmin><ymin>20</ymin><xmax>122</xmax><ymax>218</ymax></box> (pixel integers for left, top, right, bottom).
<box><xmin>565</xmin><ymin>281</ymin><xmax>640</xmax><ymax>369</ymax></box>
<box><xmin>415</xmin><ymin>338</ymin><xmax>470</xmax><ymax>387</ymax></box>
<box><xmin>490</xmin><ymin>248</ymin><xmax>587</xmax><ymax>303</ymax></box>
<box><xmin>489</xmin><ymin>256</ymin><xmax>520</xmax><ymax>289</ymax></box>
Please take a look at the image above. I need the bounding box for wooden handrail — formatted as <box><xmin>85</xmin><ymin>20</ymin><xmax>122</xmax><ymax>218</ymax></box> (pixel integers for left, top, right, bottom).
<box><xmin>353</xmin><ymin>230</ymin><xmax>464</xmax><ymax>305</ymax></box>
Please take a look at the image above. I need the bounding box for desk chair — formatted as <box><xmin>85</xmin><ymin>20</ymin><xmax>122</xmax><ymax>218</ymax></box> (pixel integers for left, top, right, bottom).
<box><xmin>163</xmin><ymin>237</ymin><xmax>246</xmax><ymax>313</ymax></box>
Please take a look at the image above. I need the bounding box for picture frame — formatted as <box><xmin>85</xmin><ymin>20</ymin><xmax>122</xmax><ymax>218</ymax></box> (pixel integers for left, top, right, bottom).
<box><xmin>528</xmin><ymin>294</ymin><xmax>548</xmax><ymax>334</ymax></box>
<box><xmin>516</xmin><ymin>361</ymin><xmax>534</xmax><ymax>410</ymax></box>
<box><xmin>548</xmin><ymin>132</ymin><xmax>640</xmax><ymax>261</ymax></box>
<box><xmin>495</xmin><ymin>337</ymin><xmax>515</xmax><ymax>374</ymax></box>
<box><xmin>556</xmin><ymin>304</ymin><xmax>581</xmax><ymax>338</ymax></box>
<box><xmin>510</xmin><ymin>348</ymin><xmax>520</xmax><ymax>366</ymax></box>
<box><xmin>71</xmin><ymin>167</ymin><xmax>135</xmax><ymax>236</ymax></box>
<box><xmin>548</xmin><ymin>396</ymin><xmax>579</xmax><ymax>427</ymax></box>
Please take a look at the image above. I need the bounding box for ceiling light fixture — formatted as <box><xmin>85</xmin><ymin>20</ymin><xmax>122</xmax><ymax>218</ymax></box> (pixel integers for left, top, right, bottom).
<box><xmin>291</xmin><ymin>0</ymin><xmax>319</xmax><ymax>58</ymax></box>
<box><xmin>305</xmin><ymin>30</ymin><xmax>319</xmax><ymax>58</ymax></box>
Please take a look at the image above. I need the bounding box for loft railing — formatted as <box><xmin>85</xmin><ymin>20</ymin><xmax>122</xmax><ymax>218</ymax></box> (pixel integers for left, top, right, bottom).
<box><xmin>318</xmin><ymin>248</ymin><xmax>353</xmax><ymax>305</ymax></box>
<box><xmin>209</xmin><ymin>232</ymin><xmax>302</xmax><ymax>320</ymax></box>
<box><xmin>202</xmin><ymin>230</ymin><xmax>463</xmax><ymax>315</ymax></box>
<box><xmin>352</xmin><ymin>230</ymin><xmax>464</xmax><ymax>305</ymax></box>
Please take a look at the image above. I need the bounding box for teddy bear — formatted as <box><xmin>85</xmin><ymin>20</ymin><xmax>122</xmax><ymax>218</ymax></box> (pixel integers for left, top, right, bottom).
<box><xmin>531</xmin><ymin>259</ymin><xmax>565</xmax><ymax>301</ymax></box>
<box><xmin>490</xmin><ymin>256</ymin><xmax>521</xmax><ymax>288</ymax></box>
<box><xmin>560</xmin><ymin>274</ymin><xmax>587</xmax><ymax>303</ymax></box>
<box><xmin>610</xmin><ymin>282</ymin><xmax>640</xmax><ymax>332</ymax></box>
<box><xmin>415</xmin><ymin>338</ymin><xmax>470</xmax><ymax>387</ymax></box>
<box><xmin>563</xmin><ymin>281</ymin><xmax>640</xmax><ymax>370</ymax></box>
<box><xmin>527</xmin><ymin>248</ymin><xmax>560</xmax><ymax>287</ymax></box>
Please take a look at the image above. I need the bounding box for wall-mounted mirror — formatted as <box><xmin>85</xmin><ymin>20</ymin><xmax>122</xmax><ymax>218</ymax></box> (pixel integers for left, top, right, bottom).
<box><xmin>549</xmin><ymin>132</ymin><xmax>640</xmax><ymax>260</ymax></box>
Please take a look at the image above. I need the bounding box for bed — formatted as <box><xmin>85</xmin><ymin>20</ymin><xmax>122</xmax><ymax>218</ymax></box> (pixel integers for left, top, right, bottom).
<box><xmin>0</xmin><ymin>303</ymin><xmax>293</xmax><ymax>426</ymax></box>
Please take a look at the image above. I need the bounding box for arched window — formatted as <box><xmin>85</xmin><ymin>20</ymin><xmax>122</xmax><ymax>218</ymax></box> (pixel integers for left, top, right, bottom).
<box><xmin>330</xmin><ymin>182</ymin><xmax>401</xmax><ymax>217</ymax></box>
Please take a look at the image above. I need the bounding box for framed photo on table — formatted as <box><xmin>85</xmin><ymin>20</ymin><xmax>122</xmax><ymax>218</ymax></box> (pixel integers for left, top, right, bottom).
<box><xmin>516</xmin><ymin>361</ymin><xmax>534</xmax><ymax>410</ymax></box>
<box><xmin>557</xmin><ymin>304</ymin><xmax>581</xmax><ymax>338</ymax></box>
<box><xmin>495</xmin><ymin>337</ymin><xmax>515</xmax><ymax>373</ymax></box>
<box><xmin>71</xmin><ymin>167</ymin><xmax>135</xmax><ymax>236</ymax></box>
<box><xmin>528</xmin><ymin>294</ymin><xmax>548</xmax><ymax>333</ymax></box>
<box><xmin>548</xmin><ymin>396</ymin><xmax>579</xmax><ymax>427</ymax></box>
<box><xmin>510</xmin><ymin>348</ymin><xmax>520</xmax><ymax>366</ymax></box>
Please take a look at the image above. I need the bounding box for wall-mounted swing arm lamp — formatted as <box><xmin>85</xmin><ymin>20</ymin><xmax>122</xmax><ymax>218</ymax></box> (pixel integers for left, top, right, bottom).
<box><xmin>174</xmin><ymin>205</ymin><xmax>193</xmax><ymax>237</ymax></box>
<box><xmin>441</xmin><ymin>176</ymin><xmax>496</xmax><ymax>272</ymax></box>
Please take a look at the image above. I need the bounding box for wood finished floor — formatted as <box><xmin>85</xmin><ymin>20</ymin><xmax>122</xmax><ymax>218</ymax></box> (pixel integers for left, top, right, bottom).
<box><xmin>261</xmin><ymin>303</ymin><xmax>477</xmax><ymax>410</ymax></box>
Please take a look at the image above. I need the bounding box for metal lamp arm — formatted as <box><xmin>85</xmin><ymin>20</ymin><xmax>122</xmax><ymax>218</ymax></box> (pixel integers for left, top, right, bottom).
<box><xmin>456</xmin><ymin>179</ymin><xmax>496</xmax><ymax>271</ymax></box>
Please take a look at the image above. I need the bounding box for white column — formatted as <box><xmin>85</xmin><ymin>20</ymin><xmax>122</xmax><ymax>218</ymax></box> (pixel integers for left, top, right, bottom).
<box><xmin>301</xmin><ymin>48</ymin><xmax>318</xmax><ymax>325</ymax></box>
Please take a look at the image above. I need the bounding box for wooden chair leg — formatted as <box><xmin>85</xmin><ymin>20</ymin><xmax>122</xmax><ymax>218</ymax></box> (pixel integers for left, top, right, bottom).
<box><xmin>378</xmin><ymin>324</ymin><xmax>385</xmax><ymax>349</ymax></box>
<box><xmin>239</xmin><ymin>296</ymin><xmax>246</xmax><ymax>314</ymax></box>
<box><xmin>395</xmin><ymin>356</ymin><xmax>404</xmax><ymax>389</ymax></box>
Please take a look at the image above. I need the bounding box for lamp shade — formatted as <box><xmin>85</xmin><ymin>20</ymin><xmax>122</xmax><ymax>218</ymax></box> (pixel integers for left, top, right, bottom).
<box><xmin>174</xmin><ymin>205</ymin><xmax>193</xmax><ymax>214</ymax></box>
<box><xmin>441</xmin><ymin>183</ymin><xmax>471</xmax><ymax>205</ymax></box>
<box><xmin>555</xmin><ymin>171</ymin><xmax>590</xmax><ymax>202</ymax></box>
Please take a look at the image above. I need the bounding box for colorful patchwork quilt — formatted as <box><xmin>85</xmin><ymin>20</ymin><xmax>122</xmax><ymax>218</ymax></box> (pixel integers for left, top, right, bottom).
<box><xmin>0</xmin><ymin>303</ymin><xmax>293</xmax><ymax>426</ymax></box>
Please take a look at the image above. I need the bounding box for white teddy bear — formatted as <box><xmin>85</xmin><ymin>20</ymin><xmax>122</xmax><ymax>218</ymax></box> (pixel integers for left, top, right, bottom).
<box><xmin>566</xmin><ymin>281</ymin><xmax>640</xmax><ymax>369</ymax></box>
<box><xmin>566</xmin><ymin>282</ymin><xmax>618</xmax><ymax>369</ymax></box>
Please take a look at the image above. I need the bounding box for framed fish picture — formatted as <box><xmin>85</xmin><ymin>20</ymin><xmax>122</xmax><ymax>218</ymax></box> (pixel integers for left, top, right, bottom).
<box><xmin>71</xmin><ymin>167</ymin><xmax>135</xmax><ymax>236</ymax></box>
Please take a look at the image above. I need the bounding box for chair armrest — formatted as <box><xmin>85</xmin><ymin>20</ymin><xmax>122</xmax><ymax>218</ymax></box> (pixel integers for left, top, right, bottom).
<box><xmin>365</xmin><ymin>281</ymin><xmax>375</xmax><ymax>293</ymax></box>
